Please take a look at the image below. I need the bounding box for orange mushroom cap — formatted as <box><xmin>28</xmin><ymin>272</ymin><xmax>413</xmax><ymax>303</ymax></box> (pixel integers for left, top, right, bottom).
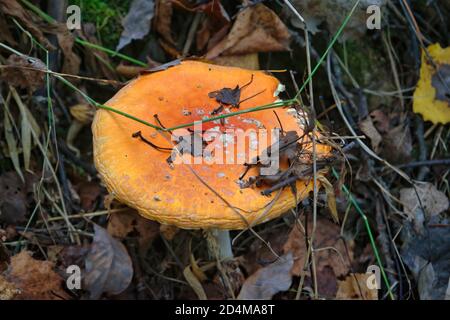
<box><xmin>93</xmin><ymin>61</ymin><xmax>330</xmax><ymax>230</ymax></box>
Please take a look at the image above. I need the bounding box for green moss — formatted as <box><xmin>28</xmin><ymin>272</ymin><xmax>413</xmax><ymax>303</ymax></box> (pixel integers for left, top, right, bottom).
<box><xmin>69</xmin><ymin>0</ymin><xmax>131</xmax><ymax>49</ymax></box>
<box><xmin>339</xmin><ymin>40</ymin><xmax>387</xmax><ymax>87</ymax></box>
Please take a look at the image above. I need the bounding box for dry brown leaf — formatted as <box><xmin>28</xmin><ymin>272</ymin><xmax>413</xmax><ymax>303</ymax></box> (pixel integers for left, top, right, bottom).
<box><xmin>0</xmin><ymin>0</ymin><xmax>55</xmax><ymax>49</ymax></box>
<box><xmin>1</xmin><ymin>54</ymin><xmax>46</xmax><ymax>91</ymax></box>
<box><xmin>400</xmin><ymin>182</ymin><xmax>449</xmax><ymax>220</ymax></box>
<box><xmin>154</xmin><ymin>0</ymin><xmax>174</xmax><ymax>45</ymax></box>
<box><xmin>0</xmin><ymin>171</ymin><xmax>32</xmax><ymax>224</ymax></box>
<box><xmin>107</xmin><ymin>209</ymin><xmax>160</xmax><ymax>254</ymax></box>
<box><xmin>84</xmin><ymin>224</ymin><xmax>133</xmax><ymax>299</ymax></box>
<box><xmin>41</xmin><ymin>24</ymin><xmax>81</xmax><ymax>76</ymax></box>
<box><xmin>3</xmin><ymin>251</ymin><xmax>70</xmax><ymax>300</ymax></box>
<box><xmin>283</xmin><ymin>217</ymin><xmax>353</xmax><ymax>297</ymax></box>
<box><xmin>237</xmin><ymin>253</ymin><xmax>293</xmax><ymax>300</ymax></box>
<box><xmin>359</xmin><ymin>116</ymin><xmax>382</xmax><ymax>153</ymax></box>
<box><xmin>206</xmin><ymin>4</ymin><xmax>290</xmax><ymax>59</ymax></box>
<box><xmin>336</xmin><ymin>273</ymin><xmax>378</xmax><ymax>300</ymax></box>
<box><xmin>382</xmin><ymin>119</ymin><xmax>412</xmax><ymax>163</ymax></box>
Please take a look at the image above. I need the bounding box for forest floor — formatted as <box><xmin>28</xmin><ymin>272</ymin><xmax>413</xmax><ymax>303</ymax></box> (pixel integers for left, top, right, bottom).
<box><xmin>0</xmin><ymin>0</ymin><xmax>449</xmax><ymax>300</ymax></box>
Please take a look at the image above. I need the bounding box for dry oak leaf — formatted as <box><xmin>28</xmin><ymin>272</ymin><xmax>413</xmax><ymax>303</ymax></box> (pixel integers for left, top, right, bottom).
<box><xmin>3</xmin><ymin>251</ymin><xmax>70</xmax><ymax>300</ymax></box>
<box><xmin>206</xmin><ymin>3</ymin><xmax>290</xmax><ymax>59</ymax></box>
<box><xmin>336</xmin><ymin>273</ymin><xmax>378</xmax><ymax>300</ymax></box>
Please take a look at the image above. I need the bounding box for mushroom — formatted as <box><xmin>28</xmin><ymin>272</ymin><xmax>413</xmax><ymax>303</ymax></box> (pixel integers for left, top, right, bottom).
<box><xmin>92</xmin><ymin>61</ymin><xmax>330</xmax><ymax>260</ymax></box>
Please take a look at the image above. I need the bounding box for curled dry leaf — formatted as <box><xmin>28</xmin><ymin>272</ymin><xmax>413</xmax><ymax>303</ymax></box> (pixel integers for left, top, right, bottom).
<box><xmin>206</xmin><ymin>4</ymin><xmax>290</xmax><ymax>59</ymax></box>
<box><xmin>237</xmin><ymin>253</ymin><xmax>293</xmax><ymax>300</ymax></box>
<box><xmin>359</xmin><ymin>116</ymin><xmax>382</xmax><ymax>153</ymax></box>
<box><xmin>3</xmin><ymin>251</ymin><xmax>70</xmax><ymax>300</ymax></box>
<box><xmin>41</xmin><ymin>23</ymin><xmax>81</xmax><ymax>76</ymax></box>
<box><xmin>117</xmin><ymin>0</ymin><xmax>155</xmax><ymax>50</ymax></box>
<box><xmin>154</xmin><ymin>0</ymin><xmax>174</xmax><ymax>45</ymax></box>
<box><xmin>84</xmin><ymin>224</ymin><xmax>133</xmax><ymax>299</ymax></box>
<box><xmin>0</xmin><ymin>0</ymin><xmax>54</xmax><ymax>49</ymax></box>
<box><xmin>1</xmin><ymin>54</ymin><xmax>46</xmax><ymax>91</ymax></box>
<box><xmin>399</xmin><ymin>182</ymin><xmax>449</xmax><ymax>220</ymax></box>
<box><xmin>336</xmin><ymin>273</ymin><xmax>378</xmax><ymax>300</ymax></box>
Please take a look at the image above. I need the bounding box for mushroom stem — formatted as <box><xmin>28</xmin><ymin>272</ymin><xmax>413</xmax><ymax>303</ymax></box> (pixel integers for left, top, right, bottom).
<box><xmin>211</xmin><ymin>229</ymin><xmax>233</xmax><ymax>260</ymax></box>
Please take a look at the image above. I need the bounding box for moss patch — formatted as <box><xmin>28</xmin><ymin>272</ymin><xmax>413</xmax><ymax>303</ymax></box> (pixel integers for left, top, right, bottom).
<box><xmin>69</xmin><ymin>0</ymin><xmax>131</xmax><ymax>49</ymax></box>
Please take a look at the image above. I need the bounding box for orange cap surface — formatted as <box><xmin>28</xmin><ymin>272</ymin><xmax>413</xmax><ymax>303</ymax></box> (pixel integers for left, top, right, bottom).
<box><xmin>93</xmin><ymin>61</ymin><xmax>329</xmax><ymax>229</ymax></box>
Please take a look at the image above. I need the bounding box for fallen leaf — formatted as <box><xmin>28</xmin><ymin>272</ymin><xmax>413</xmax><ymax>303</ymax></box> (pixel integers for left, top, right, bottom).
<box><xmin>117</xmin><ymin>0</ymin><xmax>155</xmax><ymax>50</ymax></box>
<box><xmin>400</xmin><ymin>182</ymin><xmax>449</xmax><ymax>220</ymax></box>
<box><xmin>0</xmin><ymin>0</ymin><xmax>54</xmax><ymax>49</ymax></box>
<box><xmin>154</xmin><ymin>0</ymin><xmax>174</xmax><ymax>45</ymax></box>
<box><xmin>206</xmin><ymin>4</ymin><xmax>290</xmax><ymax>59</ymax></box>
<box><xmin>237</xmin><ymin>253</ymin><xmax>293</xmax><ymax>300</ymax></box>
<box><xmin>402</xmin><ymin>225</ymin><xmax>450</xmax><ymax>300</ymax></box>
<box><xmin>382</xmin><ymin>120</ymin><xmax>413</xmax><ymax>163</ymax></box>
<box><xmin>3</xmin><ymin>251</ymin><xmax>70</xmax><ymax>300</ymax></box>
<box><xmin>84</xmin><ymin>224</ymin><xmax>133</xmax><ymax>299</ymax></box>
<box><xmin>359</xmin><ymin>116</ymin><xmax>382</xmax><ymax>152</ymax></box>
<box><xmin>0</xmin><ymin>171</ymin><xmax>35</xmax><ymax>224</ymax></box>
<box><xmin>36</xmin><ymin>22</ymin><xmax>81</xmax><ymax>77</ymax></box>
<box><xmin>413</xmin><ymin>43</ymin><xmax>450</xmax><ymax>124</ymax></box>
<box><xmin>1</xmin><ymin>54</ymin><xmax>45</xmax><ymax>91</ymax></box>
<box><xmin>283</xmin><ymin>216</ymin><xmax>353</xmax><ymax>297</ymax></box>
<box><xmin>107</xmin><ymin>209</ymin><xmax>160</xmax><ymax>254</ymax></box>
<box><xmin>336</xmin><ymin>273</ymin><xmax>378</xmax><ymax>300</ymax></box>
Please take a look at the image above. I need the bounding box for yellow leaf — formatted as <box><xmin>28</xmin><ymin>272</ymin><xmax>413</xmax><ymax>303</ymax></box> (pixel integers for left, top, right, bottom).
<box><xmin>413</xmin><ymin>43</ymin><xmax>450</xmax><ymax>124</ymax></box>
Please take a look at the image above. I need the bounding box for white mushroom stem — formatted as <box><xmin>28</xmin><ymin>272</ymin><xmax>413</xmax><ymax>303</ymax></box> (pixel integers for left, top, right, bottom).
<box><xmin>211</xmin><ymin>229</ymin><xmax>233</xmax><ymax>260</ymax></box>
